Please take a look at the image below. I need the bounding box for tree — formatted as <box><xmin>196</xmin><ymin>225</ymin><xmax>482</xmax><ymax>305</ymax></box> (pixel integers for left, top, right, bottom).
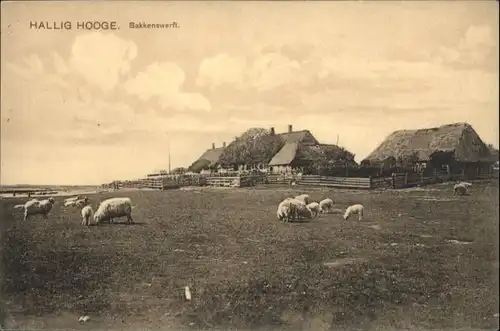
<box><xmin>219</xmin><ymin>128</ymin><xmax>285</xmax><ymax>167</ymax></box>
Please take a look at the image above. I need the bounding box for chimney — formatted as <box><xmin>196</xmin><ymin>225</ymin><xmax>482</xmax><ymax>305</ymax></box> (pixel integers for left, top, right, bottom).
<box><xmin>212</xmin><ymin>143</ymin><xmax>215</xmax><ymax>149</ymax></box>
<box><xmin>223</xmin><ymin>142</ymin><xmax>226</xmax><ymax>148</ymax></box>
<box><xmin>270</xmin><ymin>127</ymin><xmax>275</xmax><ymax>136</ymax></box>
<box><xmin>288</xmin><ymin>124</ymin><xmax>293</xmax><ymax>133</ymax></box>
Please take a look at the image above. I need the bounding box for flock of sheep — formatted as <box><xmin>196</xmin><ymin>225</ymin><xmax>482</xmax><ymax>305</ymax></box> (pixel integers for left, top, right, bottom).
<box><xmin>11</xmin><ymin>181</ymin><xmax>473</xmax><ymax>227</ymax></box>
<box><xmin>13</xmin><ymin>195</ymin><xmax>134</xmax><ymax>226</ymax></box>
<box><xmin>277</xmin><ymin>194</ymin><xmax>364</xmax><ymax>223</ymax></box>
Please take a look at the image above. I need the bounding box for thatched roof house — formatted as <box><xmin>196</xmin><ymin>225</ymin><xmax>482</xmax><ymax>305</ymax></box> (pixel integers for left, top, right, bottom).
<box><xmin>189</xmin><ymin>125</ymin><xmax>356</xmax><ymax>173</ymax></box>
<box><xmin>363</xmin><ymin>123</ymin><xmax>493</xmax><ymax>165</ymax></box>
<box><xmin>267</xmin><ymin>125</ymin><xmax>357</xmax><ymax>172</ymax></box>
<box><xmin>269</xmin><ymin>143</ymin><xmax>357</xmax><ymax>168</ymax></box>
<box><xmin>188</xmin><ymin>142</ymin><xmax>226</xmax><ymax>173</ymax></box>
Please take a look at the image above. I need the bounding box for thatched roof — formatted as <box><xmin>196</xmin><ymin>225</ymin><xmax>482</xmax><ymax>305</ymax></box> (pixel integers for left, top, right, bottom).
<box><xmin>488</xmin><ymin>144</ymin><xmax>499</xmax><ymax>161</ymax></box>
<box><xmin>269</xmin><ymin>143</ymin><xmax>357</xmax><ymax>167</ymax></box>
<box><xmin>278</xmin><ymin>130</ymin><xmax>319</xmax><ymax>145</ymax></box>
<box><xmin>364</xmin><ymin>122</ymin><xmax>493</xmax><ymax>163</ymax></box>
<box><xmin>188</xmin><ymin>147</ymin><xmax>225</xmax><ymax>173</ymax></box>
<box><xmin>268</xmin><ymin>142</ymin><xmax>299</xmax><ymax>166</ymax></box>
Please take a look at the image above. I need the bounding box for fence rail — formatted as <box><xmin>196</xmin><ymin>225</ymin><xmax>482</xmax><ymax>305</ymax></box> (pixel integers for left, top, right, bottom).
<box><xmin>298</xmin><ymin>175</ymin><xmax>372</xmax><ymax>189</ymax></box>
<box><xmin>370</xmin><ymin>170</ymin><xmax>496</xmax><ymax>189</ymax></box>
<box><xmin>104</xmin><ymin>169</ymin><xmax>498</xmax><ymax>191</ymax></box>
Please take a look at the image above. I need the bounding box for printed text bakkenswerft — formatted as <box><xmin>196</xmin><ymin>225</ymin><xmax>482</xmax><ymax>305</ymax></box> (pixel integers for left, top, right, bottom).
<box><xmin>129</xmin><ymin>21</ymin><xmax>179</xmax><ymax>29</ymax></box>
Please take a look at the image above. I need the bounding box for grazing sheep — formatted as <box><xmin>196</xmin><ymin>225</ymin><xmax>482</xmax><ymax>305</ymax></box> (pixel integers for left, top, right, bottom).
<box><xmin>319</xmin><ymin>198</ymin><xmax>334</xmax><ymax>214</ymax></box>
<box><xmin>343</xmin><ymin>204</ymin><xmax>364</xmax><ymax>221</ymax></box>
<box><xmin>288</xmin><ymin>198</ymin><xmax>313</xmax><ymax>221</ymax></box>
<box><xmin>294</xmin><ymin>194</ymin><xmax>310</xmax><ymax>205</ymax></box>
<box><xmin>64</xmin><ymin>196</ymin><xmax>81</xmax><ymax>203</ymax></box>
<box><xmin>306</xmin><ymin>202</ymin><xmax>321</xmax><ymax>218</ymax></box>
<box><xmin>75</xmin><ymin>197</ymin><xmax>89</xmax><ymax>207</ymax></box>
<box><xmin>453</xmin><ymin>183</ymin><xmax>468</xmax><ymax>196</ymax></box>
<box><xmin>277</xmin><ymin>199</ymin><xmax>298</xmax><ymax>223</ymax></box>
<box><xmin>94</xmin><ymin>197</ymin><xmax>134</xmax><ymax>225</ymax></box>
<box><xmin>23</xmin><ymin>197</ymin><xmax>56</xmax><ymax>221</ymax></box>
<box><xmin>81</xmin><ymin>205</ymin><xmax>94</xmax><ymax>226</ymax></box>
<box><xmin>64</xmin><ymin>200</ymin><xmax>76</xmax><ymax>207</ymax></box>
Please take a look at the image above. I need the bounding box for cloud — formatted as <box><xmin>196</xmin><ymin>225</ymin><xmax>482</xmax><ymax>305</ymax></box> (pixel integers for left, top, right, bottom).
<box><xmin>52</xmin><ymin>52</ymin><xmax>69</xmax><ymax>75</ymax></box>
<box><xmin>197</xmin><ymin>51</ymin><xmax>315</xmax><ymax>92</ymax></box>
<box><xmin>434</xmin><ymin>25</ymin><xmax>497</xmax><ymax>69</ymax></box>
<box><xmin>124</xmin><ymin>61</ymin><xmax>211</xmax><ymax>112</ymax></box>
<box><xmin>197</xmin><ymin>53</ymin><xmax>247</xmax><ymax>89</ymax></box>
<box><xmin>69</xmin><ymin>32</ymin><xmax>137</xmax><ymax>92</ymax></box>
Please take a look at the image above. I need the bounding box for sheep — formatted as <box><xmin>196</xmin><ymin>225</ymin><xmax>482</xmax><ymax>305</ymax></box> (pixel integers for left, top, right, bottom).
<box><xmin>23</xmin><ymin>197</ymin><xmax>56</xmax><ymax>221</ymax></box>
<box><xmin>93</xmin><ymin>197</ymin><xmax>134</xmax><ymax>225</ymax></box>
<box><xmin>81</xmin><ymin>205</ymin><xmax>94</xmax><ymax>226</ymax></box>
<box><xmin>288</xmin><ymin>198</ymin><xmax>313</xmax><ymax>221</ymax></box>
<box><xmin>294</xmin><ymin>194</ymin><xmax>310</xmax><ymax>205</ymax></box>
<box><xmin>306</xmin><ymin>202</ymin><xmax>321</xmax><ymax>218</ymax></box>
<box><xmin>319</xmin><ymin>198</ymin><xmax>334</xmax><ymax>214</ymax></box>
<box><xmin>75</xmin><ymin>197</ymin><xmax>89</xmax><ymax>207</ymax></box>
<box><xmin>277</xmin><ymin>199</ymin><xmax>298</xmax><ymax>223</ymax></box>
<box><xmin>453</xmin><ymin>183</ymin><xmax>468</xmax><ymax>196</ymax></box>
<box><xmin>64</xmin><ymin>200</ymin><xmax>76</xmax><ymax>207</ymax></box>
<box><xmin>13</xmin><ymin>204</ymin><xmax>25</xmax><ymax>209</ymax></box>
<box><xmin>343</xmin><ymin>204</ymin><xmax>364</xmax><ymax>221</ymax></box>
<box><xmin>64</xmin><ymin>196</ymin><xmax>80</xmax><ymax>203</ymax></box>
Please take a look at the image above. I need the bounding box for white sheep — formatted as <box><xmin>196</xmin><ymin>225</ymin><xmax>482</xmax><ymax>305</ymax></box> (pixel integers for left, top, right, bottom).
<box><xmin>294</xmin><ymin>194</ymin><xmax>310</xmax><ymax>205</ymax></box>
<box><xmin>277</xmin><ymin>199</ymin><xmax>298</xmax><ymax>223</ymax></box>
<box><xmin>23</xmin><ymin>197</ymin><xmax>56</xmax><ymax>221</ymax></box>
<box><xmin>306</xmin><ymin>202</ymin><xmax>321</xmax><ymax>218</ymax></box>
<box><xmin>288</xmin><ymin>198</ymin><xmax>313</xmax><ymax>221</ymax></box>
<box><xmin>453</xmin><ymin>183</ymin><xmax>468</xmax><ymax>196</ymax></box>
<box><xmin>64</xmin><ymin>200</ymin><xmax>76</xmax><ymax>207</ymax></box>
<box><xmin>343</xmin><ymin>204</ymin><xmax>364</xmax><ymax>221</ymax></box>
<box><xmin>93</xmin><ymin>197</ymin><xmax>134</xmax><ymax>225</ymax></box>
<box><xmin>319</xmin><ymin>198</ymin><xmax>334</xmax><ymax>214</ymax></box>
<box><xmin>81</xmin><ymin>205</ymin><xmax>94</xmax><ymax>226</ymax></box>
<box><xmin>64</xmin><ymin>196</ymin><xmax>82</xmax><ymax>203</ymax></box>
<box><xmin>75</xmin><ymin>197</ymin><xmax>89</xmax><ymax>207</ymax></box>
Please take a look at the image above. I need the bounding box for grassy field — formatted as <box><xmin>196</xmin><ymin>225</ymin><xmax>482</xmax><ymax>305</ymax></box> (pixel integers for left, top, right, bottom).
<box><xmin>1</xmin><ymin>181</ymin><xmax>499</xmax><ymax>330</ymax></box>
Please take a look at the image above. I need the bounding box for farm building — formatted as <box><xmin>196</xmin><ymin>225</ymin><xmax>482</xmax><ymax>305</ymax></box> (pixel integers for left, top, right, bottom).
<box><xmin>188</xmin><ymin>142</ymin><xmax>227</xmax><ymax>173</ymax></box>
<box><xmin>362</xmin><ymin>122</ymin><xmax>495</xmax><ymax>175</ymax></box>
<box><xmin>212</xmin><ymin>125</ymin><xmax>357</xmax><ymax>174</ymax></box>
<box><xmin>269</xmin><ymin>142</ymin><xmax>357</xmax><ymax>174</ymax></box>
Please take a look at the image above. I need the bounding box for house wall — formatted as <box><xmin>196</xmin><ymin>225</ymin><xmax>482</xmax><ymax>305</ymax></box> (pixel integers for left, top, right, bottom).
<box><xmin>270</xmin><ymin>165</ymin><xmax>293</xmax><ymax>174</ymax></box>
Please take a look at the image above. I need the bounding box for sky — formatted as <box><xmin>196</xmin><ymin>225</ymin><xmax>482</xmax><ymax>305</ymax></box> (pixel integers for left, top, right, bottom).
<box><xmin>1</xmin><ymin>1</ymin><xmax>498</xmax><ymax>185</ymax></box>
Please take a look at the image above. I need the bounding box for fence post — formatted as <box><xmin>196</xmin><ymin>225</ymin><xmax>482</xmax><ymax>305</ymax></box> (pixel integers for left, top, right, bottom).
<box><xmin>369</xmin><ymin>176</ymin><xmax>372</xmax><ymax>189</ymax></box>
<box><xmin>420</xmin><ymin>172</ymin><xmax>424</xmax><ymax>184</ymax></box>
<box><xmin>392</xmin><ymin>173</ymin><xmax>396</xmax><ymax>189</ymax></box>
<box><xmin>404</xmin><ymin>172</ymin><xmax>408</xmax><ymax>186</ymax></box>
<box><xmin>433</xmin><ymin>168</ymin><xmax>438</xmax><ymax>183</ymax></box>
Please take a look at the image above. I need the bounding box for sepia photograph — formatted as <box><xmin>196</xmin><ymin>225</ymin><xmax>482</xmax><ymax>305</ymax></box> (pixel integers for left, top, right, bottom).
<box><xmin>0</xmin><ymin>1</ymin><xmax>498</xmax><ymax>330</ymax></box>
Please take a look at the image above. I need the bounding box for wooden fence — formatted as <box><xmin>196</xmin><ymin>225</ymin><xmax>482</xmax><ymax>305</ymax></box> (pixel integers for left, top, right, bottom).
<box><xmin>205</xmin><ymin>176</ymin><xmax>257</xmax><ymax>187</ymax></box>
<box><xmin>370</xmin><ymin>170</ymin><xmax>497</xmax><ymax>189</ymax></box>
<box><xmin>298</xmin><ymin>175</ymin><xmax>372</xmax><ymax>189</ymax></box>
<box><xmin>107</xmin><ymin>168</ymin><xmax>498</xmax><ymax>191</ymax></box>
